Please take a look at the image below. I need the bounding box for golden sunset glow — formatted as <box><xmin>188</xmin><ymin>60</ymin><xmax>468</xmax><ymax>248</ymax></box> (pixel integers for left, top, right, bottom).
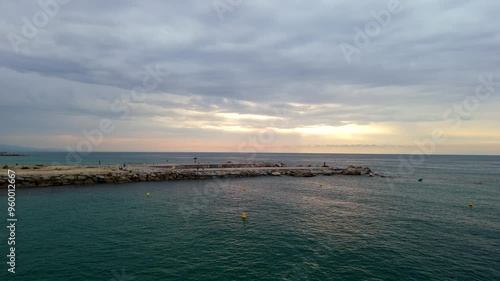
<box><xmin>0</xmin><ymin>2</ymin><xmax>498</xmax><ymax>155</ymax></box>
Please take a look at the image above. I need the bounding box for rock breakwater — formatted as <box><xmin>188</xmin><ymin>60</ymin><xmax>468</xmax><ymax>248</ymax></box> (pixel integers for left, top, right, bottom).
<box><xmin>0</xmin><ymin>165</ymin><xmax>373</xmax><ymax>188</ymax></box>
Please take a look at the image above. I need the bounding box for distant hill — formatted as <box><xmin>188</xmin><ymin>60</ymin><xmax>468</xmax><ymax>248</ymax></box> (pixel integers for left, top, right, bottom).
<box><xmin>0</xmin><ymin>144</ymin><xmax>63</xmax><ymax>152</ymax></box>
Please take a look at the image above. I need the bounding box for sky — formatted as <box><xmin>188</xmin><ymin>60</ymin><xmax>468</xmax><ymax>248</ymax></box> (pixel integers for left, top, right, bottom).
<box><xmin>0</xmin><ymin>0</ymin><xmax>499</xmax><ymax>154</ymax></box>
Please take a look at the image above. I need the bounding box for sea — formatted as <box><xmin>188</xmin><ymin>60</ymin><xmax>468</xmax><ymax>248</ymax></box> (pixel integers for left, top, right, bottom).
<box><xmin>0</xmin><ymin>152</ymin><xmax>499</xmax><ymax>280</ymax></box>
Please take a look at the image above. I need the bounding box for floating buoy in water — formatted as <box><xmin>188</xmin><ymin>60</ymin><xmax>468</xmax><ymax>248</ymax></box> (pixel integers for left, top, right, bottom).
<box><xmin>469</xmin><ymin>201</ymin><xmax>473</xmax><ymax>207</ymax></box>
<box><xmin>242</xmin><ymin>212</ymin><xmax>247</xmax><ymax>219</ymax></box>
<box><xmin>146</xmin><ymin>192</ymin><xmax>150</xmax><ymax>197</ymax></box>
<box><xmin>320</xmin><ymin>184</ymin><xmax>323</xmax><ymax>187</ymax></box>
<box><xmin>418</xmin><ymin>178</ymin><xmax>423</xmax><ymax>182</ymax></box>
<box><xmin>243</xmin><ymin>187</ymin><xmax>246</xmax><ymax>191</ymax></box>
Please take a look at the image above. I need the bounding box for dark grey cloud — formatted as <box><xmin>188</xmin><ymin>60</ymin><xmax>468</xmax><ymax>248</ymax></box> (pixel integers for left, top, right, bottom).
<box><xmin>0</xmin><ymin>0</ymin><xmax>499</xmax><ymax>151</ymax></box>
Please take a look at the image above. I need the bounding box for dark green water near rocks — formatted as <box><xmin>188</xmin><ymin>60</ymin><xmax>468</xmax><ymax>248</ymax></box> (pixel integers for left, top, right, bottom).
<box><xmin>1</xmin><ymin>154</ymin><xmax>499</xmax><ymax>280</ymax></box>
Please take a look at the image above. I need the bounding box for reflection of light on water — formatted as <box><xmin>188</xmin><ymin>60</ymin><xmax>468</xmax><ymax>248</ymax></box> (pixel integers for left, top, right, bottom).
<box><xmin>271</xmin><ymin>175</ymin><xmax>399</xmax><ymax>257</ymax></box>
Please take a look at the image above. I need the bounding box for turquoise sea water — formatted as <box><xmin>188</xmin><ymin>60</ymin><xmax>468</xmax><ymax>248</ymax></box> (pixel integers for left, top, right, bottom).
<box><xmin>1</xmin><ymin>153</ymin><xmax>499</xmax><ymax>280</ymax></box>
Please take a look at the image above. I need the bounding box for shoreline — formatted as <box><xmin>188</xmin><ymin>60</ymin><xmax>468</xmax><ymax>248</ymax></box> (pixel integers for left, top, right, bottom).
<box><xmin>0</xmin><ymin>163</ymin><xmax>375</xmax><ymax>188</ymax></box>
<box><xmin>0</xmin><ymin>152</ymin><xmax>28</xmax><ymax>157</ymax></box>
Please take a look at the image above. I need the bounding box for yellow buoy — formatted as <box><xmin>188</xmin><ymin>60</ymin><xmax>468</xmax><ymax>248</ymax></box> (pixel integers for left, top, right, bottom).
<box><xmin>243</xmin><ymin>187</ymin><xmax>246</xmax><ymax>191</ymax></box>
<box><xmin>242</xmin><ymin>212</ymin><xmax>247</xmax><ymax>219</ymax></box>
<box><xmin>469</xmin><ymin>201</ymin><xmax>473</xmax><ymax>207</ymax></box>
<box><xmin>146</xmin><ymin>192</ymin><xmax>150</xmax><ymax>197</ymax></box>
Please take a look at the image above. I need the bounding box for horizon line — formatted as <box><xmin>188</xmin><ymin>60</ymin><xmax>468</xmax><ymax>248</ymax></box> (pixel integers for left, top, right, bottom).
<box><xmin>6</xmin><ymin>150</ymin><xmax>500</xmax><ymax>157</ymax></box>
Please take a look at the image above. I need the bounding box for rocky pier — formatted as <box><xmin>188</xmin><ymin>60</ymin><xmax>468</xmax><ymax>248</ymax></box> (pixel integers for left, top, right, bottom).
<box><xmin>0</xmin><ymin>163</ymin><xmax>373</xmax><ymax>188</ymax></box>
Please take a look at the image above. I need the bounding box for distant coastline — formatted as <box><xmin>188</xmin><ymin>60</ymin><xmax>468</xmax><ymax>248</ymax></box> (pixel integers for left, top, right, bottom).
<box><xmin>0</xmin><ymin>152</ymin><xmax>28</xmax><ymax>157</ymax></box>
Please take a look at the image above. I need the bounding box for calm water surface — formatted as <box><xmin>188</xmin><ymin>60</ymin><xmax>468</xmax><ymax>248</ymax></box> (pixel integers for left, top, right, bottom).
<box><xmin>0</xmin><ymin>153</ymin><xmax>499</xmax><ymax>280</ymax></box>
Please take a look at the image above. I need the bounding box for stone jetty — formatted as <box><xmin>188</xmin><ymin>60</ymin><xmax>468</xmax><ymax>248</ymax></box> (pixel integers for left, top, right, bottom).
<box><xmin>0</xmin><ymin>163</ymin><xmax>373</xmax><ymax>188</ymax></box>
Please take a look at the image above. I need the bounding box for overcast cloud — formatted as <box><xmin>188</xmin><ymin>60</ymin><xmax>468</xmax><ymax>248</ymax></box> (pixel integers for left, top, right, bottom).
<box><xmin>0</xmin><ymin>0</ymin><xmax>499</xmax><ymax>154</ymax></box>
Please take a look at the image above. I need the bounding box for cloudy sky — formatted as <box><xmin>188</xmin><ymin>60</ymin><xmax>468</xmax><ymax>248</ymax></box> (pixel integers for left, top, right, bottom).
<box><xmin>0</xmin><ymin>0</ymin><xmax>499</xmax><ymax>154</ymax></box>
